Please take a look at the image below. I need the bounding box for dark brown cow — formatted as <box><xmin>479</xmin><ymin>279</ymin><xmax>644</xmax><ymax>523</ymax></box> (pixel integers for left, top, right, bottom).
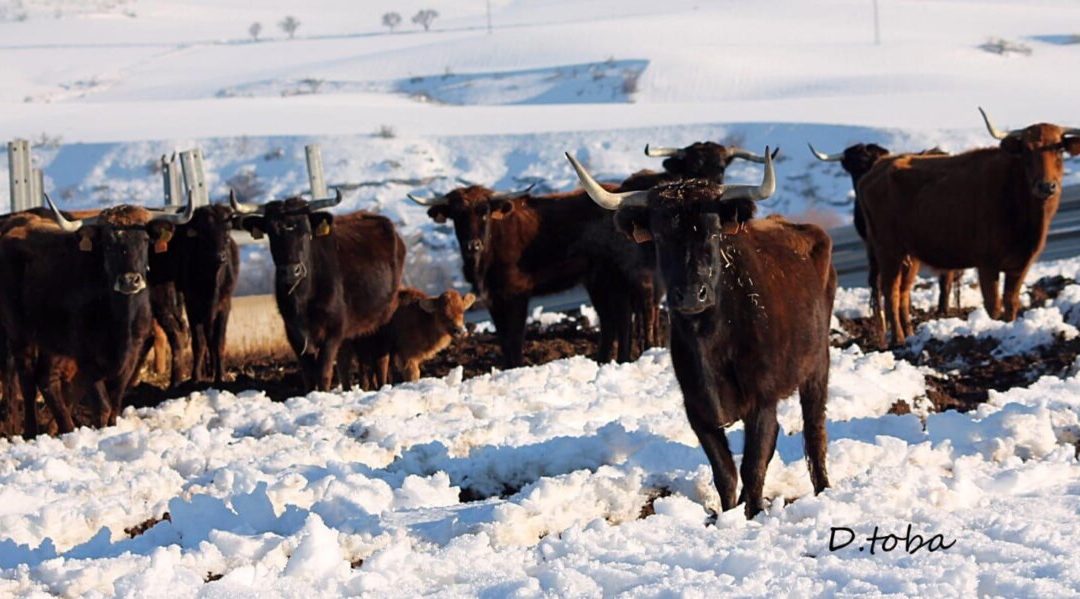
<box><xmin>619</xmin><ymin>143</ymin><xmax>772</xmax><ymax>349</ymax></box>
<box><xmin>380</xmin><ymin>287</ymin><xmax>475</xmax><ymax>382</ymax></box>
<box><xmin>234</xmin><ymin>193</ymin><xmax>405</xmax><ymax>391</ymax></box>
<box><xmin>0</xmin><ymin>196</ymin><xmax>191</xmax><ymax>436</ymax></box>
<box><xmin>568</xmin><ymin>148</ymin><xmax>836</xmax><ymax>519</ymax></box>
<box><xmin>859</xmin><ymin>109</ymin><xmax>1080</xmax><ymax>345</ymax></box>
<box><xmin>808</xmin><ymin>143</ymin><xmax>961</xmax><ymax>324</ymax></box>
<box><xmin>175</xmin><ymin>203</ymin><xmax>241</xmax><ymax>384</ymax></box>
<box><xmin>621</xmin><ymin>142</ymin><xmax>769</xmax><ymax>192</ymax></box>
<box><xmin>411</xmin><ymin>186</ymin><xmax>647</xmax><ymax>368</ymax></box>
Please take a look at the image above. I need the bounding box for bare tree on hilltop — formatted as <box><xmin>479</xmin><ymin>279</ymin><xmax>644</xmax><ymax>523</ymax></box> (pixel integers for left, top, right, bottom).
<box><xmin>412</xmin><ymin>9</ymin><xmax>438</xmax><ymax>32</ymax></box>
<box><xmin>382</xmin><ymin>12</ymin><xmax>402</xmax><ymax>33</ymax></box>
<box><xmin>279</xmin><ymin>16</ymin><xmax>300</xmax><ymax>39</ymax></box>
<box><xmin>249</xmin><ymin>22</ymin><xmax>262</xmax><ymax>42</ymax></box>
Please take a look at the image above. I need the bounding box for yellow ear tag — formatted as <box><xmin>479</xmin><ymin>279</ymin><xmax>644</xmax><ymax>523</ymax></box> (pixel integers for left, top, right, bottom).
<box><xmin>78</xmin><ymin>234</ymin><xmax>93</xmax><ymax>252</ymax></box>
<box><xmin>315</xmin><ymin>220</ymin><xmax>332</xmax><ymax>237</ymax></box>
<box><xmin>251</xmin><ymin>226</ymin><xmax>264</xmax><ymax>240</ymax></box>
<box><xmin>154</xmin><ymin>228</ymin><xmax>173</xmax><ymax>254</ymax></box>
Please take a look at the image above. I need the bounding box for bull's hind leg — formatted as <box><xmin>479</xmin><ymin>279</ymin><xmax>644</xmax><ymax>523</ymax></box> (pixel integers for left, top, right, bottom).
<box><xmin>900</xmin><ymin>257</ymin><xmax>920</xmax><ymax>338</ymax></box>
<box><xmin>38</xmin><ymin>358</ymin><xmax>74</xmax><ymax>435</ymax></box>
<box><xmin>1002</xmin><ymin>267</ymin><xmax>1030</xmax><ymax>322</ymax></box>
<box><xmin>211</xmin><ymin>310</ymin><xmax>229</xmax><ymax>385</ymax></box>
<box><xmin>737</xmin><ymin>402</ymin><xmax>779</xmax><ymax>519</ymax></box>
<box><xmin>877</xmin><ymin>256</ymin><xmax>906</xmax><ymax>347</ymax></box>
<box><xmin>977</xmin><ymin>268</ymin><xmax>1002</xmax><ymax>319</ymax></box>
<box><xmin>799</xmin><ymin>370</ymin><xmax>830</xmax><ymax>495</ymax></box>
<box><xmin>937</xmin><ymin>271</ymin><xmax>955</xmax><ymax>316</ymax></box>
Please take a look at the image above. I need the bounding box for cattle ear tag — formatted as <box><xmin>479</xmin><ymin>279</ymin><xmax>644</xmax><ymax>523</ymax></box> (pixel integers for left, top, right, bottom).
<box><xmin>78</xmin><ymin>233</ymin><xmax>93</xmax><ymax>252</ymax></box>
<box><xmin>154</xmin><ymin>229</ymin><xmax>173</xmax><ymax>254</ymax></box>
<box><xmin>250</xmin><ymin>226</ymin><xmax>264</xmax><ymax>240</ymax></box>
<box><xmin>631</xmin><ymin>223</ymin><xmax>653</xmax><ymax>244</ymax></box>
<box><xmin>315</xmin><ymin>220</ymin><xmax>332</xmax><ymax>237</ymax></box>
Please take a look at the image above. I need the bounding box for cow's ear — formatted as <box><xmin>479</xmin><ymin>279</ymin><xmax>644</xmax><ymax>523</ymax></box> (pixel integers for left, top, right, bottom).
<box><xmin>489</xmin><ymin>200</ymin><xmax>514</xmax><ymax>220</ymax></box>
<box><xmin>147</xmin><ymin>221</ymin><xmax>176</xmax><ymax>253</ymax></box>
<box><xmin>427</xmin><ymin>206</ymin><xmax>450</xmax><ymax>224</ymax></box>
<box><xmin>418</xmin><ymin>298</ymin><xmax>439</xmax><ymax>313</ymax></box>
<box><xmin>1063</xmin><ymin>136</ymin><xmax>1080</xmax><ymax>157</ymax></box>
<box><xmin>614</xmin><ymin>207</ymin><xmax>652</xmax><ymax>244</ymax></box>
<box><xmin>77</xmin><ymin>228</ymin><xmax>96</xmax><ymax>252</ymax></box>
<box><xmin>1000</xmin><ymin>136</ymin><xmax>1024</xmax><ymax>155</ymax></box>
<box><xmin>462</xmin><ymin>292</ymin><xmax>476</xmax><ymax>310</ymax></box>
<box><xmin>241</xmin><ymin>216</ymin><xmax>266</xmax><ymax>239</ymax></box>
<box><xmin>309</xmin><ymin>212</ymin><xmax>334</xmax><ymax>237</ymax></box>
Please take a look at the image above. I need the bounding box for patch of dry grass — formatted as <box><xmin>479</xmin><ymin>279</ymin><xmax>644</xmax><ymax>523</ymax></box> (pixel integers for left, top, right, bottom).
<box><xmin>225</xmin><ymin>295</ymin><xmax>291</xmax><ymax>365</ymax></box>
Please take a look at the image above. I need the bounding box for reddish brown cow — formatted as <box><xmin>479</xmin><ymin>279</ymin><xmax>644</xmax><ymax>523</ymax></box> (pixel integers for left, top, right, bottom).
<box><xmin>859</xmin><ymin>109</ymin><xmax>1080</xmax><ymax>345</ymax></box>
<box><xmin>808</xmin><ymin>143</ymin><xmax>961</xmax><ymax>324</ymax></box>
<box><xmin>412</xmin><ymin>186</ymin><xmax>648</xmax><ymax>368</ymax></box>
<box><xmin>567</xmin><ymin>148</ymin><xmax>836</xmax><ymax>519</ymax></box>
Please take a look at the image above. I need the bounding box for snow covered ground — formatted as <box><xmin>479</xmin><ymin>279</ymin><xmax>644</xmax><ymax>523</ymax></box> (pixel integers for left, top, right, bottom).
<box><xmin>0</xmin><ymin>257</ymin><xmax>1079</xmax><ymax>596</ymax></box>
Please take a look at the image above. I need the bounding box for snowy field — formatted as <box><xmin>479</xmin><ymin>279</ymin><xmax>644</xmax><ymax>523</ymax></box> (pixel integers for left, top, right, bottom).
<box><xmin>2</xmin><ymin>258</ymin><xmax>1080</xmax><ymax>596</ymax></box>
<box><xmin>3</xmin><ymin>0</ymin><xmax>1080</xmax><ymax>595</ymax></box>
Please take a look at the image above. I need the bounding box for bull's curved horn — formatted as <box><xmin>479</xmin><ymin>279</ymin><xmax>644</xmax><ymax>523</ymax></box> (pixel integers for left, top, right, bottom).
<box><xmin>43</xmin><ymin>192</ymin><xmax>85</xmax><ymax>232</ymax></box>
<box><xmin>229</xmin><ymin>190</ymin><xmax>263</xmax><ymax>214</ymax></box>
<box><xmin>153</xmin><ymin>189</ymin><xmax>195</xmax><ymax>224</ymax></box>
<box><xmin>807</xmin><ymin>143</ymin><xmax>843</xmax><ymax>162</ymax></box>
<box><xmin>727</xmin><ymin>147</ymin><xmax>768</xmax><ymax>164</ymax></box>
<box><xmin>407</xmin><ymin>191</ymin><xmax>449</xmax><ymax>206</ymax></box>
<box><xmin>644</xmin><ymin>144</ymin><xmax>682</xmax><ymax>158</ymax></box>
<box><xmin>565</xmin><ymin>152</ymin><xmax>649</xmax><ymax>210</ymax></box>
<box><xmin>978</xmin><ymin>107</ymin><xmax>1018</xmax><ymax>140</ymax></box>
<box><xmin>490</xmin><ymin>182</ymin><xmax>535</xmax><ymax>201</ymax></box>
<box><xmin>308</xmin><ymin>188</ymin><xmax>342</xmax><ymax>212</ymax></box>
<box><xmin>719</xmin><ymin>146</ymin><xmax>776</xmax><ymax>202</ymax></box>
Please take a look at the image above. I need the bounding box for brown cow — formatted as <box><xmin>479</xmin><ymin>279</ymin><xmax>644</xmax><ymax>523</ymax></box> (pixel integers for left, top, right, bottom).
<box><xmin>808</xmin><ymin>143</ymin><xmax>961</xmax><ymax>325</ymax></box>
<box><xmin>234</xmin><ymin>193</ymin><xmax>405</xmax><ymax>391</ymax></box>
<box><xmin>411</xmin><ymin>186</ymin><xmax>648</xmax><ymax>368</ymax></box>
<box><xmin>567</xmin><ymin>148</ymin><xmax>836</xmax><ymax>519</ymax></box>
<box><xmin>0</xmin><ymin>197</ymin><xmax>191</xmax><ymax>435</ymax></box>
<box><xmin>859</xmin><ymin>108</ymin><xmax>1080</xmax><ymax>345</ymax></box>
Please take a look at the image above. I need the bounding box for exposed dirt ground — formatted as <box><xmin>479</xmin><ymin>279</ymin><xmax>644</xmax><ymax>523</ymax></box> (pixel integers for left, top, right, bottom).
<box><xmin>3</xmin><ymin>276</ymin><xmax>1078</xmax><ymax>438</ymax></box>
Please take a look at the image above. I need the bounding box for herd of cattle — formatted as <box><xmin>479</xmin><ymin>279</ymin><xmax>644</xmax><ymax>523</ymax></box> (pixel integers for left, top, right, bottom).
<box><xmin>0</xmin><ymin>108</ymin><xmax>1076</xmax><ymax>518</ymax></box>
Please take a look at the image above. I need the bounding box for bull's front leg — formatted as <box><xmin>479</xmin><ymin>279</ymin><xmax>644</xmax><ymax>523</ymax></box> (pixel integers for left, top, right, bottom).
<box><xmin>669</xmin><ymin>321</ymin><xmax>738</xmax><ymax>513</ymax></box>
<box><xmin>489</xmin><ymin>295</ymin><xmax>529</xmax><ymax>368</ymax></box>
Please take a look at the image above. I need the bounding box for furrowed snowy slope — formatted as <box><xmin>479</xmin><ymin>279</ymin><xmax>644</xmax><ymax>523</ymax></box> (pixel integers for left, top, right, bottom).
<box><xmin>1</xmin><ymin>259</ymin><xmax>1080</xmax><ymax>596</ymax></box>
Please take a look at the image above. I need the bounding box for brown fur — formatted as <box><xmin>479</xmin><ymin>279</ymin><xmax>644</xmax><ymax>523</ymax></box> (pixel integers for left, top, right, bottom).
<box><xmin>384</xmin><ymin>288</ymin><xmax>475</xmax><ymax>381</ymax></box>
<box><xmin>859</xmin><ymin>122</ymin><xmax>1079</xmax><ymax>345</ymax></box>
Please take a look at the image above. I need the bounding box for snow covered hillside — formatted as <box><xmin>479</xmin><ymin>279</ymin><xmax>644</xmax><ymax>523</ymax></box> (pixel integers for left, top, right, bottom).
<box><xmin>3</xmin><ymin>0</ymin><xmax>1079</xmax><ymax>294</ymax></box>
<box><xmin>1</xmin><ymin>258</ymin><xmax>1080</xmax><ymax>596</ymax></box>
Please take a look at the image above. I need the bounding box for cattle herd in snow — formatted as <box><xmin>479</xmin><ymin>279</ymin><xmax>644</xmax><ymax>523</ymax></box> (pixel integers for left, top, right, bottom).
<box><xmin>0</xmin><ymin>108</ymin><xmax>1076</xmax><ymax>518</ymax></box>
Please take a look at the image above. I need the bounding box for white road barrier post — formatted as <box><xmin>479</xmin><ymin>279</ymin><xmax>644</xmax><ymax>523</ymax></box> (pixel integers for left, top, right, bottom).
<box><xmin>305</xmin><ymin>144</ymin><xmax>328</xmax><ymax>200</ymax></box>
<box><xmin>180</xmin><ymin>148</ymin><xmax>209</xmax><ymax>207</ymax></box>
<box><xmin>7</xmin><ymin>139</ymin><xmax>36</xmax><ymax>213</ymax></box>
<box><xmin>161</xmin><ymin>153</ymin><xmax>185</xmax><ymax>208</ymax></box>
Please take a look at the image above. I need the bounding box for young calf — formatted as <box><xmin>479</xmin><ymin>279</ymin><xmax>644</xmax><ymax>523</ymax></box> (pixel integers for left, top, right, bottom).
<box><xmin>386</xmin><ymin>288</ymin><xmax>475</xmax><ymax>382</ymax></box>
<box><xmin>568</xmin><ymin>148</ymin><xmax>836</xmax><ymax>519</ymax></box>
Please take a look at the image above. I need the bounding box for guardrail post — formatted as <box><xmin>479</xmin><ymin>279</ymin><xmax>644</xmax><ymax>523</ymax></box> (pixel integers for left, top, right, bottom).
<box><xmin>179</xmin><ymin>148</ymin><xmax>209</xmax><ymax>207</ymax></box>
<box><xmin>161</xmin><ymin>153</ymin><xmax>184</xmax><ymax>208</ymax></box>
<box><xmin>7</xmin><ymin>139</ymin><xmax>34</xmax><ymax>213</ymax></box>
<box><xmin>305</xmin><ymin>144</ymin><xmax>328</xmax><ymax>200</ymax></box>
